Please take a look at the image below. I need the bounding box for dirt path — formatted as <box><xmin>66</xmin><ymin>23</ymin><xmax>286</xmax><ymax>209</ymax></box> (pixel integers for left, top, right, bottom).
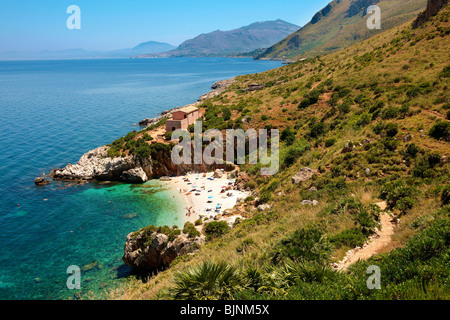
<box><xmin>335</xmin><ymin>201</ymin><xmax>396</xmax><ymax>271</ymax></box>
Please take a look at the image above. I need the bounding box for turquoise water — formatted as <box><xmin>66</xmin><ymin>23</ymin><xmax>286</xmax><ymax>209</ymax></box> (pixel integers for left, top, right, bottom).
<box><xmin>0</xmin><ymin>58</ymin><xmax>281</xmax><ymax>299</ymax></box>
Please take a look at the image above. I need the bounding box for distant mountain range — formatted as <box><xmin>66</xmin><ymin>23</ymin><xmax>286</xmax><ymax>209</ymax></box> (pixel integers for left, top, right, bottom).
<box><xmin>255</xmin><ymin>0</ymin><xmax>427</xmax><ymax>60</ymax></box>
<box><xmin>135</xmin><ymin>20</ymin><xmax>300</xmax><ymax>58</ymax></box>
<box><xmin>0</xmin><ymin>41</ymin><xmax>176</xmax><ymax>60</ymax></box>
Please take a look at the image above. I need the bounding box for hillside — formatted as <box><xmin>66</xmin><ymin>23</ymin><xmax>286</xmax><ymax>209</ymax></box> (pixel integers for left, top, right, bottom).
<box><xmin>255</xmin><ymin>0</ymin><xmax>427</xmax><ymax>60</ymax></box>
<box><xmin>136</xmin><ymin>20</ymin><xmax>300</xmax><ymax>58</ymax></box>
<box><xmin>103</xmin><ymin>3</ymin><xmax>449</xmax><ymax>301</ymax></box>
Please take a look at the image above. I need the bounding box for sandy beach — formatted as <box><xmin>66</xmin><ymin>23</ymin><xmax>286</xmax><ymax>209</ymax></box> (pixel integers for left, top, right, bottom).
<box><xmin>163</xmin><ymin>170</ymin><xmax>250</xmax><ymax>224</ymax></box>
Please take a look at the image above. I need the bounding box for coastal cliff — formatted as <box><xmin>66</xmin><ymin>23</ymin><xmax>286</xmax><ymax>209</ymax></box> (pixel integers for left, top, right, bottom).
<box><xmin>51</xmin><ymin>145</ymin><xmax>234</xmax><ymax>183</ymax></box>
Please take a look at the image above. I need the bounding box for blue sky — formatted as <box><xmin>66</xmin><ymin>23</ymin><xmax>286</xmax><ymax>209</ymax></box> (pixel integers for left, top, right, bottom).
<box><xmin>0</xmin><ymin>0</ymin><xmax>331</xmax><ymax>52</ymax></box>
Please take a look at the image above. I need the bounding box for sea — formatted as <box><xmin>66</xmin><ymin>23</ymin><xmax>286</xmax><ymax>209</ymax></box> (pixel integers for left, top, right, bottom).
<box><xmin>0</xmin><ymin>57</ymin><xmax>281</xmax><ymax>300</ymax></box>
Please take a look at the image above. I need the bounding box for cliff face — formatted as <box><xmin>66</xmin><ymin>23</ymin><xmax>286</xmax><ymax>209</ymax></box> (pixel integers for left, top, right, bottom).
<box><xmin>51</xmin><ymin>145</ymin><xmax>234</xmax><ymax>183</ymax></box>
<box><xmin>413</xmin><ymin>0</ymin><xmax>449</xmax><ymax>28</ymax></box>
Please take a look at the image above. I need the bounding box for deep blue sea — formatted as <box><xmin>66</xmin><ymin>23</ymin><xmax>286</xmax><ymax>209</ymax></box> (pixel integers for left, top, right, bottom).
<box><xmin>0</xmin><ymin>58</ymin><xmax>281</xmax><ymax>300</ymax></box>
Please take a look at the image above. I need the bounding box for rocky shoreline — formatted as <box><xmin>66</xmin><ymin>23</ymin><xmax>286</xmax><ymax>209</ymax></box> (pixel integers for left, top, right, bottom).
<box><xmin>48</xmin><ymin>78</ymin><xmax>238</xmax><ymax>184</ymax></box>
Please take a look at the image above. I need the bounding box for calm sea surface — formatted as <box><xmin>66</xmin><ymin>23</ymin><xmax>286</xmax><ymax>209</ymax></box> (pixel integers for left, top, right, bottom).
<box><xmin>0</xmin><ymin>58</ymin><xmax>281</xmax><ymax>299</ymax></box>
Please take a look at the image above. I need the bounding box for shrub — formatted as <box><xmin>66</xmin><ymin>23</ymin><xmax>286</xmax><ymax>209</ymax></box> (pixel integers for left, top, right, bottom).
<box><xmin>142</xmin><ymin>133</ymin><xmax>153</xmax><ymax>141</ymax></box>
<box><xmin>380</xmin><ymin>180</ymin><xmax>418</xmax><ymax>214</ymax></box>
<box><xmin>441</xmin><ymin>185</ymin><xmax>450</xmax><ymax>206</ymax></box>
<box><xmin>440</xmin><ymin>65</ymin><xmax>450</xmax><ymax>78</ymax></box>
<box><xmin>325</xmin><ymin>138</ymin><xmax>337</xmax><ymax>148</ymax></box>
<box><xmin>330</xmin><ymin>228</ymin><xmax>367</xmax><ymax>248</ymax></box>
<box><xmin>204</xmin><ymin>221</ymin><xmax>229</xmax><ymax>241</ymax></box>
<box><xmin>222</xmin><ymin>107</ymin><xmax>232</xmax><ymax>121</ymax></box>
<box><xmin>183</xmin><ymin>222</ymin><xmax>200</xmax><ymax>238</ymax></box>
<box><xmin>164</xmin><ymin>131</ymin><xmax>173</xmax><ymax>141</ymax></box>
<box><xmin>382</xmin><ymin>106</ymin><xmax>400</xmax><ymax>119</ymax></box>
<box><xmin>429</xmin><ymin>121</ymin><xmax>450</xmax><ymax>141</ymax></box>
<box><xmin>271</xmin><ymin>227</ymin><xmax>333</xmax><ymax>264</ymax></box>
<box><xmin>309</xmin><ymin>122</ymin><xmax>326</xmax><ymax>138</ymax></box>
<box><xmin>385</xmin><ymin>124</ymin><xmax>399</xmax><ymax>138</ymax></box>
<box><xmin>258</xmin><ymin>191</ymin><xmax>272</xmax><ymax>204</ymax></box>
<box><xmin>405</xmin><ymin>143</ymin><xmax>420</xmax><ymax>157</ymax></box>
<box><xmin>124</xmin><ymin>131</ymin><xmax>137</xmax><ymax>142</ymax></box>
<box><xmin>281</xmin><ymin>127</ymin><xmax>296</xmax><ymax>146</ymax></box>
<box><xmin>171</xmin><ymin>261</ymin><xmax>245</xmax><ymax>300</ymax></box>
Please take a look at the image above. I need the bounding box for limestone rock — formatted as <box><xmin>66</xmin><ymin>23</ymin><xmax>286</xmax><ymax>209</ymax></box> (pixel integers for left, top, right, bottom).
<box><xmin>51</xmin><ymin>146</ymin><xmax>135</xmax><ymax>181</ymax></box>
<box><xmin>292</xmin><ymin>167</ymin><xmax>317</xmax><ymax>184</ymax></box>
<box><xmin>122</xmin><ymin>230</ymin><xmax>204</xmax><ymax>271</ymax></box>
<box><xmin>341</xmin><ymin>141</ymin><xmax>355</xmax><ymax>153</ymax></box>
<box><xmin>257</xmin><ymin>204</ymin><xmax>271</xmax><ymax>211</ymax></box>
<box><xmin>214</xmin><ymin>169</ymin><xmax>224</xmax><ymax>178</ymax></box>
<box><xmin>121</xmin><ymin>168</ymin><xmax>148</xmax><ymax>184</ymax></box>
<box><xmin>300</xmin><ymin>200</ymin><xmax>319</xmax><ymax>206</ymax></box>
<box><xmin>34</xmin><ymin>177</ymin><xmax>50</xmax><ymax>186</ymax></box>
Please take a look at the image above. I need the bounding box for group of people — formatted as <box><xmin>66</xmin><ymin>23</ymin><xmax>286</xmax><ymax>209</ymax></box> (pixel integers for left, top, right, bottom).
<box><xmin>186</xmin><ymin>206</ymin><xmax>195</xmax><ymax>217</ymax></box>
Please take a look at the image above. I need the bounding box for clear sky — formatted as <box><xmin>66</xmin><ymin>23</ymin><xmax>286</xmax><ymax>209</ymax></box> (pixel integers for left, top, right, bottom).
<box><xmin>0</xmin><ymin>0</ymin><xmax>331</xmax><ymax>52</ymax></box>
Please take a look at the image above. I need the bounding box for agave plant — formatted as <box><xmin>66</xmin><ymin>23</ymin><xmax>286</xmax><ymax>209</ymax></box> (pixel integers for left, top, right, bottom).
<box><xmin>171</xmin><ymin>261</ymin><xmax>247</xmax><ymax>300</ymax></box>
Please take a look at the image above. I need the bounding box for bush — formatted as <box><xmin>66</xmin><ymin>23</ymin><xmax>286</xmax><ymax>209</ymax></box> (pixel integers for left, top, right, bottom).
<box><xmin>429</xmin><ymin>121</ymin><xmax>450</xmax><ymax>141</ymax></box>
<box><xmin>382</xmin><ymin>106</ymin><xmax>400</xmax><ymax>119</ymax></box>
<box><xmin>325</xmin><ymin>138</ymin><xmax>337</xmax><ymax>148</ymax></box>
<box><xmin>124</xmin><ymin>131</ymin><xmax>137</xmax><ymax>142</ymax></box>
<box><xmin>204</xmin><ymin>221</ymin><xmax>229</xmax><ymax>241</ymax></box>
<box><xmin>330</xmin><ymin>228</ymin><xmax>367</xmax><ymax>248</ymax></box>
<box><xmin>271</xmin><ymin>227</ymin><xmax>333</xmax><ymax>264</ymax></box>
<box><xmin>380</xmin><ymin>180</ymin><xmax>418</xmax><ymax>214</ymax></box>
<box><xmin>441</xmin><ymin>185</ymin><xmax>450</xmax><ymax>206</ymax></box>
<box><xmin>309</xmin><ymin>122</ymin><xmax>326</xmax><ymax>138</ymax></box>
<box><xmin>281</xmin><ymin>127</ymin><xmax>296</xmax><ymax>146</ymax></box>
<box><xmin>171</xmin><ymin>261</ymin><xmax>245</xmax><ymax>300</ymax></box>
<box><xmin>183</xmin><ymin>222</ymin><xmax>200</xmax><ymax>238</ymax></box>
<box><xmin>258</xmin><ymin>191</ymin><xmax>272</xmax><ymax>204</ymax></box>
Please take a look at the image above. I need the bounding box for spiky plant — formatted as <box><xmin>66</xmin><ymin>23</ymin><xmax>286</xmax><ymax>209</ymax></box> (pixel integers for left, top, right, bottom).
<box><xmin>171</xmin><ymin>261</ymin><xmax>247</xmax><ymax>300</ymax></box>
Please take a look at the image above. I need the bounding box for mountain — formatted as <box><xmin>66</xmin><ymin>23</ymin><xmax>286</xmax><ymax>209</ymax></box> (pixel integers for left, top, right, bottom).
<box><xmin>136</xmin><ymin>20</ymin><xmax>300</xmax><ymax>58</ymax></box>
<box><xmin>255</xmin><ymin>0</ymin><xmax>427</xmax><ymax>60</ymax></box>
<box><xmin>130</xmin><ymin>41</ymin><xmax>176</xmax><ymax>53</ymax></box>
<box><xmin>0</xmin><ymin>41</ymin><xmax>176</xmax><ymax>60</ymax></box>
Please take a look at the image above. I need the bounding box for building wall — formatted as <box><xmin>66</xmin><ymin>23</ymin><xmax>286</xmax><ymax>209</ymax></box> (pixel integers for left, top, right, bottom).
<box><xmin>166</xmin><ymin>119</ymin><xmax>188</xmax><ymax>132</ymax></box>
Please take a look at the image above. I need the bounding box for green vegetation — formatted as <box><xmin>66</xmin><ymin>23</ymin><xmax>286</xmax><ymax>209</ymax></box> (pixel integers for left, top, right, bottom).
<box><xmin>110</xmin><ymin>5</ymin><xmax>450</xmax><ymax>301</ymax></box>
<box><xmin>204</xmin><ymin>221</ymin><xmax>230</xmax><ymax>241</ymax></box>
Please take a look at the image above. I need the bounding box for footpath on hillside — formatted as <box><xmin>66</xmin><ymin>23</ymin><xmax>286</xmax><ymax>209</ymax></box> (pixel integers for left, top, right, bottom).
<box><xmin>335</xmin><ymin>201</ymin><xmax>396</xmax><ymax>271</ymax></box>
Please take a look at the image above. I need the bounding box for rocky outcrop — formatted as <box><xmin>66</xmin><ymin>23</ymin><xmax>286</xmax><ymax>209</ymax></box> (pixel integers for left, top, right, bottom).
<box><xmin>292</xmin><ymin>167</ymin><xmax>317</xmax><ymax>184</ymax></box>
<box><xmin>51</xmin><ymin>144</ymin><xmax>234</xmax><ymax>183</ymax></box>
<box><xmin>34</xmin><ymin>177</ymin><xmax>51</xmax><ymax>186</ymax></box>
<box><xmin>51</xmin><ymin>146</ymin><xmax>135</xmax><ymax>181</ymax></box>
<box><xmin>198</xmin><ymin>78</ymin><xmax>236</xmax><ymax>101</ymax></box>
<box><xmin>121</xmin><ymin>168</ymin><xmax>148</xmax><ymax>184</ymax></box>
<box><xmin>413</xmin><ymin>0</ymin><xmax>448</xmax><ymax>29</ymax></box>
<box><xmin>122</xmin><ymin>230</ymin><xmax>204</xmax><ymax>271</ymax></box>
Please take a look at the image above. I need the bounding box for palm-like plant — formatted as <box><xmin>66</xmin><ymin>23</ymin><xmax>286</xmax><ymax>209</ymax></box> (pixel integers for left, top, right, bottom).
<box><xmin>171</xmin><ymin>261</ymin><xmax>247</xmax><ymax>300</ymax></box>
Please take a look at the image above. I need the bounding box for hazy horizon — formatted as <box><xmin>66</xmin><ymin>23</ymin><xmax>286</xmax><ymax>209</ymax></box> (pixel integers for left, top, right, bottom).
<box><xmin>0</xmin><ymin>0</ymin><xmax>330</xmax><ymax>55</ymax></box>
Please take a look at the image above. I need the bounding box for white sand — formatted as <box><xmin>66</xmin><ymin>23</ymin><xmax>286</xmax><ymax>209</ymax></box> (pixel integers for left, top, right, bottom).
<box><xmin>164</xmin><ymin>171</ymin><xmax>250</xmax><ymax>224</ymax></box>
